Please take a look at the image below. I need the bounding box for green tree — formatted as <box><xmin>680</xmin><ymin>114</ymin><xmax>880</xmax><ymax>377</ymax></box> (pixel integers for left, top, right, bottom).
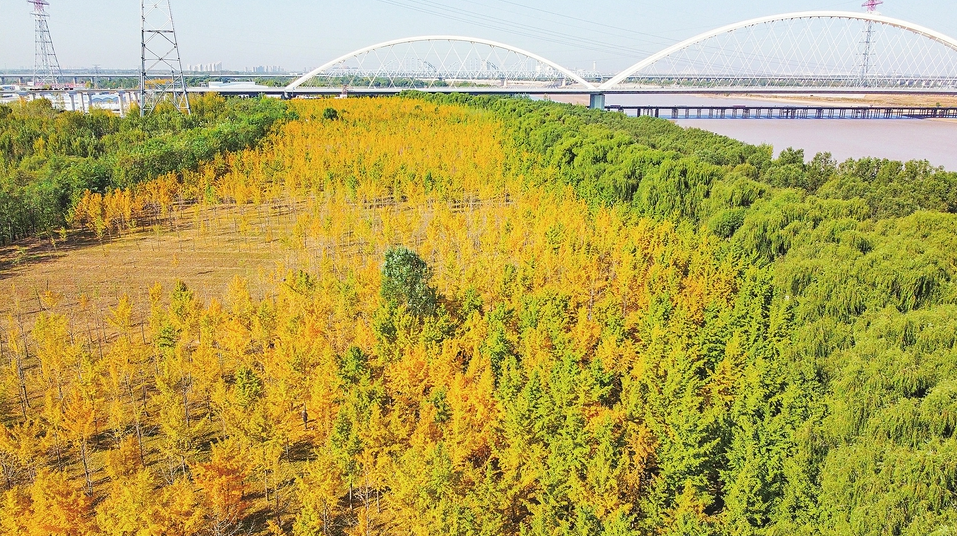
<box><xmin>380</xmin><ymin>246</ymin><xmax>438</xmax><ymax>319</ymax></box>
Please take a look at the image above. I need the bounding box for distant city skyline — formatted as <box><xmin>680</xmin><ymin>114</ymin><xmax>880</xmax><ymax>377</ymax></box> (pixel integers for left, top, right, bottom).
<box><xmin>0</xmin><ymin>0</ymin><xmax>954</xmax><ymax>73</ymax></box>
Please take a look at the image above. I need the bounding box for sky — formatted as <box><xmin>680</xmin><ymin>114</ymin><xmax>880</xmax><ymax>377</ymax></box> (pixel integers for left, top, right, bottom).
<box><xmin>0</xmin><ymin>0</ymin><xmax>953</xmax><ymax>73</ymax></box>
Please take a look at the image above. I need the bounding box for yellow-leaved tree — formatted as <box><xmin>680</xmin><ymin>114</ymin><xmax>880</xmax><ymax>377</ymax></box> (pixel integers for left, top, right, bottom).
<box><xmin>193</xmin><ymin>438</ymin><xmax>250</xmax><ymax>536</ymax></box>
<box><xmin>292</xmin><ymin>448</ymin><xmax>343</xmax><ymax>536</ymax></box>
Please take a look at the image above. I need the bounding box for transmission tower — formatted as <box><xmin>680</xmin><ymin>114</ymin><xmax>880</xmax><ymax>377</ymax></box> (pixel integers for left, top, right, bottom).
<box><xmin>140</xmin><ymin>0</ymin><xmax>190</xmax><ymax>115</ymax></box>
<box><xmin>859</xmin><ymin>0</ymin><xmax>884</xmax><ymax>86</ymax></box>
<box><xmin>29</xmin><ymin>0</ymin><xmax>62</xmax><ymax>87</ymax></box>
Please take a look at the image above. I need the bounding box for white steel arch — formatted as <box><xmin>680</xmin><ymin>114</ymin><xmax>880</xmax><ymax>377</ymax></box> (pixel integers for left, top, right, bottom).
<box><xmin>287</xmin><ymin>35</ymin><xmax>595</xmax><ymax>90</ymax></box>
<box><xmin>601</xmin><ymin>11</ymin><xmax>957</xmax><ymax>89</ymax></box>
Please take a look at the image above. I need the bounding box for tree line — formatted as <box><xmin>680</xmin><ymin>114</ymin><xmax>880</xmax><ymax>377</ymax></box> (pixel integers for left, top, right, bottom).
<box><xmin>0</xmin><ymin>95</ymin><xmax>293</xmax><ymax>245</ymax></box>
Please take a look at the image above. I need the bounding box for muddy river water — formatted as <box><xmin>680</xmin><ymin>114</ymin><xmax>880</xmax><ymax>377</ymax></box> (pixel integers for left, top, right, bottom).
<box><xmin>606</xmin><ymin>94</ymin><xmax>957</xmax><ymax>170</ymax></box>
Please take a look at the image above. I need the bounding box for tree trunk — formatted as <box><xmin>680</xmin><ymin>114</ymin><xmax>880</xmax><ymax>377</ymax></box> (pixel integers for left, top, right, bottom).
<box><xmin>80</xmin><ymin>439</ymin><xmax>93</xmax><ymax>496</ymax></box>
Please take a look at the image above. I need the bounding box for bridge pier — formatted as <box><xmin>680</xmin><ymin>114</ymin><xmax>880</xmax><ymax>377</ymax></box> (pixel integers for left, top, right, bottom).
<box><xmin>589</xmin><ymin>93</ymin><xmax>605</xmax><ymax>110</ymax></box>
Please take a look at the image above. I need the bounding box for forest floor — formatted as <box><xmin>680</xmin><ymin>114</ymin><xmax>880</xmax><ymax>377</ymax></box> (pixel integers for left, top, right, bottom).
<box><xmin>0</xmin><ymin>202</ymin><xmax>309</xmax><ymax>326</ymax></box>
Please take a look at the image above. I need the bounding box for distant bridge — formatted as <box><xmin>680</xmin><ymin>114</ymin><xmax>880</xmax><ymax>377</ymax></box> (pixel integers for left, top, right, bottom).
<box><xmin>278</xmin><ymin>11</ymin><xmax>957</xmax><ymax>105</ymax></box>
<box><xmin>600</xmin><ymin>11</ymin><xmax>957</xmax><ymax>90</ymax></box>
<box><xmin>607</xmin><ymin>104</ymin><xmax>957</xmax><ymax>120</ymax></box>
<box><xmin>6</xmin><ymin>11</ymin><xmax>957</xmax><ymax>110</ymax></box>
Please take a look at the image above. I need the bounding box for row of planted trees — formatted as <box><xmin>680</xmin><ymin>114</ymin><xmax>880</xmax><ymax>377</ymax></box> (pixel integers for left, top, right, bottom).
<box><xmin>0</xmin><ymin>95</ymin><xmax>292</xmax><ymax>245</ymax></box>
<box><xmin>1</xmin><ymin>95</ymin><xmax>956</xmax><ymax>535</ymax></box>
<box><xmin>0</xmin><ymin>97</ymin><xmax>775</xmax><ymax>535</ymax></box>
<box><xmin>0</xmin><ymin>229</ymin><xmax>774</xmax><ymax>536</ymax></box>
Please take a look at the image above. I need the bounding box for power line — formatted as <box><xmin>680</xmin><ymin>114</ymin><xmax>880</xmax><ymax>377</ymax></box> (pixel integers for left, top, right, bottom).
<box><xmin>482</xmin><ymin>0</ymin><xmax>684</xmax><ymax>47</ymax></box>
<box><xmin>371</xmin><ymin>0</ymin><xmax>656</xmax><ymax>59</ymax></box>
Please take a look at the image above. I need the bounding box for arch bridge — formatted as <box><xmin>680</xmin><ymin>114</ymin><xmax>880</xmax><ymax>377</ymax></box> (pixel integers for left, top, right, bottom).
<box><xmin>282</xmin><ymin>11</ymin><xmax>957</xmax><ymax>103</ymax></box>
<box><xmin>286</xmin><ymin>36</ymin><xmax>596</xmax><ymax>91</ymax></box>
<box><xmin>601</xmin><ymin>11</ymin><xmax>957</xmax><ymax>91</ymax></box>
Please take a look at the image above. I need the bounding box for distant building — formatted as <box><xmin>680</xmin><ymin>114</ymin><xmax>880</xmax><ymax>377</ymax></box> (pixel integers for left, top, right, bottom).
<box><xmin>186</xmin><ymin>62</ymin><xmax>224</xmax><ymax>73</ymax></box>
<box><xmin>208</xmin><ymin>81</ymin><xmax>270</xmax><ymax>90</ymax></box>
<box><xmin>244</xmin><ymin>65</ymin><xmax>285</xmax><ymax>74</ymax></box>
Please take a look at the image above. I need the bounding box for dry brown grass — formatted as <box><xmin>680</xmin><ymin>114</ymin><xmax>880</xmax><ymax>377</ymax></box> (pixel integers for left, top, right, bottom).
<box><xmin>0</xmin><ymin>201</ymin><xmax>311</xmax><ymax>328</ymax></box>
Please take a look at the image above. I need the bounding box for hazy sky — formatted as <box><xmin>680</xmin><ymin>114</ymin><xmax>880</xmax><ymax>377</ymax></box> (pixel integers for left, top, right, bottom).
<box><xmin>0</xmin><ymin>0</ymin><xmax>953</xmax><ymax>72</ymax></box>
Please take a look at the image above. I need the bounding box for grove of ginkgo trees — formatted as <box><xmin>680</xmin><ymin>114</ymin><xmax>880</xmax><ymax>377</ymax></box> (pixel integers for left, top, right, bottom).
<box><xmin>1</xmin><ymin>95</ymin><xmax>956</xmax><ymax>536</ymax></box>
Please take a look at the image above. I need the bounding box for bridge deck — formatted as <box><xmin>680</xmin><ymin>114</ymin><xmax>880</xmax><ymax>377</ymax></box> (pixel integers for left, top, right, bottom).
<box><xmin>195</xmin><ymin>86</ymin><xmax>957</xmax><ymax>97</ymax></box>
<box><xmin>607</xmin><ymin>105</ymin><xmax>957</xmax><ymax>119</ymax></box>
<box><xmin>6</xmin><ymin>86</ymin><xmax>957</xmax><ymax>98</ymax></box>
<box><xmin>6</xmin><ymin>87</ymin><xmax>957</xmax><ymax>119</ymax></box>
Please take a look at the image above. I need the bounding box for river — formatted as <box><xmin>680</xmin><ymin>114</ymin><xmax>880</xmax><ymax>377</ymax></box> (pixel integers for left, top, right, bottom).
<box><xmin>606</xmin><ymin>94</ymin><xmax>957</xmax><ymax>170</ymax></box>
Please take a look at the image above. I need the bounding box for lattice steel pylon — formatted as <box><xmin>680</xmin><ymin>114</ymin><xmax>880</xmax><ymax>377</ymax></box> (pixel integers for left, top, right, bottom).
<box><xmin>859</xmin><ymin>0</ymin><xmax>884</xmax><ymax>85</ymax></box>
<box><xmin>140</xmin><ymin>0</ymin><xmax>190</xmax><ymax>116</ymax></box>
<box><xmin>29</xmin><ymin>0</ymin><xmax>62</xmax><ymax>87</ymax></box>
